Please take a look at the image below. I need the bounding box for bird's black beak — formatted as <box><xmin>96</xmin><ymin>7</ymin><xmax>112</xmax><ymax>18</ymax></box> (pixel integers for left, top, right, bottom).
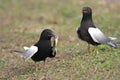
<box><xmin>49</xmin><ymin>33</ymin><xmax>57</xmax><ymax>38</ymax></box>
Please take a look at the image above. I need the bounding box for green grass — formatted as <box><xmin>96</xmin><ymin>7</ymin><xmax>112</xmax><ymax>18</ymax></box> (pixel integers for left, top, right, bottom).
<box><xmin>0</xmin><ymin>0</ymin><xmax>120</xmax><ymax>80</ymax></box>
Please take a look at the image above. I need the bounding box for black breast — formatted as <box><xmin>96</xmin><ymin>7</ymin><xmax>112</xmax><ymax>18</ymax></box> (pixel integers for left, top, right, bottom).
<box><xmin>31</xmin><ymin>40</ymin><xmax>53</xmax><ymax>62</ymax></box>
<box><xmin>77</xmin><ymin>20</ymin><xmax>100</xmax><ymax>46</ymax></box>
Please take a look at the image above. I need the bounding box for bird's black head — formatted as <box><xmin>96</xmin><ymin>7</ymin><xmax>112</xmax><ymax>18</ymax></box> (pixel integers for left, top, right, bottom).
<box><xmin>40</xmin><ymin>29</ymin><xmax>55</xmax><ymax>40</ymax></box>
<box><xmin>82</xmin><ymin>6</ymin><xmax>92</xmax><ymax>16</ymax></box>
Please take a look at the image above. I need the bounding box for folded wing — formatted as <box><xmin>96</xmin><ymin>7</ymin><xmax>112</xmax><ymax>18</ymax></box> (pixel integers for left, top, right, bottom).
<box><xmin>88</xmin><ymin>27</ymin><xmax>117</xmax><ymax>47</ymax></box>
<box><xmin>14</xmin><ymin>45</ymin><xmax>38</xmax><ymax>60</ymax></box>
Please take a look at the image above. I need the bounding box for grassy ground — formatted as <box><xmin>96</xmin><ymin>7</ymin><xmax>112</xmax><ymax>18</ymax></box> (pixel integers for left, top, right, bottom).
<box><xmin>0</xmin><ymin>0</ymin><xmax>120</xmax><ymax>80</ymax></box>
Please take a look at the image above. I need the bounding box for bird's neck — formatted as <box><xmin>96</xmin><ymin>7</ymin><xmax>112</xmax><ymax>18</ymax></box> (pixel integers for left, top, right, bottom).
<box><xmin>40</xmin><ymin>38</ymin><xmax>46</xmax><ymax>40</ymax></box>
<box><xmin>81</xmin><ymin>15</ymin><xmax>94</xmax><ymax>27</ymax></box>
<box><xmin>40</xmin><ymin>36</ymin><xmax>51</xmax><ymax>40</ymax></box>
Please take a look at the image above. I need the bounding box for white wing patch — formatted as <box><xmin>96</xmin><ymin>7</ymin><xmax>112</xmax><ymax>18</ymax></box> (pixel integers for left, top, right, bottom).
<box><xmin>23</xmin><ymin>46</ymin><xmax>29</xmax><ymax>50</ymax></box>
<box><xmin>23</xmin><ymin>45</ymin><xmax>38</xmax><ymax>60</ymax></box>
<box><xmin>76</xmin><ymin>26</ymin><xmax>79</xmax><ymax>31</ymax></box>
<box><xmin>88</xmin><ymin>27</ymin><xmax>107</xmax><ymax>44</ymax></box>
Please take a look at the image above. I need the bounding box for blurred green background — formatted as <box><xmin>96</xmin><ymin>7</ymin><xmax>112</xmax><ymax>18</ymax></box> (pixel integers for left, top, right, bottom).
<box><xmin>0</xmin><ymin>0</ymin><xmax>120</xmax><ymax>80</ymax></box>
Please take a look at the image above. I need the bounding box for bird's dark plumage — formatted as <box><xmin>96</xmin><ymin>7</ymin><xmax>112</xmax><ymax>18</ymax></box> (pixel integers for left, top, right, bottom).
<box><xmin>14</xmin><ymin>29</ymin><xmax>58</xmax><ymax>68</ymax></box>
<box><xmin>77</xmin><ymin>7</ymin><xmax>117</xmax><ymax>53</ymax></box>
<box><xmin>32</xmin><ymin>29</ymin><xmax>57</xmax><ymax>62</ymax></box>
<box><xmin>77</xmin><ymin>7</ymin><xmax>100</xmax><ymax>46</ymax></box>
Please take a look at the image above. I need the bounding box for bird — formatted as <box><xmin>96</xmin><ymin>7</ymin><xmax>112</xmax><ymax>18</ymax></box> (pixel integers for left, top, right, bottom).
<box><xmin>14</xmin><ymin>29</ymin><xmax>58</xmax><ymax>70</ymax></box>
<box><xmin>77</xmin><ymin>6</ymin><xmax>117</xmax><ymax>54</ymax></box>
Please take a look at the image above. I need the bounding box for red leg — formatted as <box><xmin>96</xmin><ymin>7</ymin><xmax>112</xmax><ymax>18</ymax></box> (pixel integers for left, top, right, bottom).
<box><xmin>34</xmin><ymin>62</ymin><xmax>38</xmax><ymax>71</ymax></box>
<box><xmin>94</xmin><ymin>65</ymin><xmax>98</xmax><ymax>73</ymax></box>
<box><xmin>88</xmin><ymin>44</ymin><xmax>90</xmax><ymax>54</ymax></box>
<box><xmin>93</xmin><ymin>46</ymin><xmax>96</xmax><ymax>52</ymax></box>
<box><xmin>43</xmin><ymin>60</ymin><xmax>46</xmax><ymax>68</ymax></box>
<box><xmin>93</xmin><ymin>46</ymin><xmax>97</xmax><ymax>56</ymax></box>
